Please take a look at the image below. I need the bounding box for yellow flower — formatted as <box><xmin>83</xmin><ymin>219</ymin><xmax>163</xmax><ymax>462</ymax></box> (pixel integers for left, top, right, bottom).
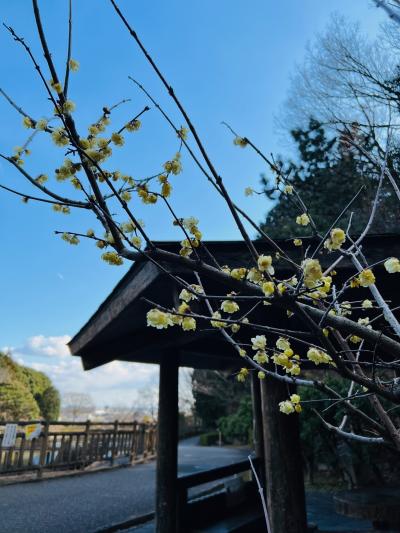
<box><xmin>23</xmin><ymin>116</ymin><xmax>34</xmax><ymax>128</ymax></box>
<box><xmin>293</xmin><ymin>239</ymin><xmax>302</xmax><ymax>246</ymax></box>
<box><xmin>279</xmin><ymin>400</ymin><xmax>295</xmax><ymax>415</ymax></box>
<box><xmin>251</xmin><ymin>335</ymin><xmax>266</xmax><ymax>351</ymax></box>
<box><xmin>257</xmin><ymin>255</ymin><xmax>274</xmax><ymax>275</ymax></box>
<box><xmin>290</xmin><ymin>394</ymin><xmax>301</xmax><ymax>404</ymax></box>
<box><xmin>53</xmin><ymin>204</ymin><xmax>70</xmax><ymax>215</ymax></box>
<box><xmin>237</xmin><ymin>368</ymin><xmax>249</xmax><ymax>382</ymax></box>
<box><xmin>177</xmin><ymin>126</ymin><xmax>188</xmax><ymax>140</ymax></box>
<box><xmin>50</xmin><ymin>79</ymin><xmax>63</xmax><ymax>94</ymax></box>
<box><xmin>126</xmin><ymin>119</ymin><xmax>141</xmax><ymax>132</ymax></box>
<box><xmin>302</xmin><ymin>259</ymin><xmax>323</xmax><ymax>288</ymax></box>
<box><xmin>233</xmin><ymin>136</ymin><xmax>248</xmax><ymax>148</ymax></box>
<box><xmin>253</xmin><ymin>350</ymin><xmax>268</xmax><ymax>364</ymax></box>
<box><xmin>161</xmin><ymin>181</ymin><xmax>172</xmax><ymax>197</ymax></box>
<box><xmin>163</xmin><ymin>157</ymin><xmax>182</xmax><ymax>175</ymax></box>
<box><xmin>35</xmin><ymin>174</ymin><xmax>48</xmax><ymax>185</ymax></box>
<box><xmin>221</xmin><ymin>300</ymin><xmax>239</xmax><ymax>314</ymax></box>
<box><xmin>296</xmin><ymin>213</ymin><xmax>310</xmax><ymax>226</ymax></box>
<box><xmin>62</xmin><ymin>100</ymin><xmax>76</xmax><ymax>114</ymax></box>
<box><xmin>384</xmin><ymin>257</ymin><xmax>400</xmax><ymax>274</ymax></box>
<box><xmin>350</xmin><ymin>335</ymin><xmax>362</xmax><ymax>344</ymax></box>
<box><xmin>283</xmin><ymin>185</ymin><xmax>293</xmax><ymax>194</ymax></box>
<box><xmin>61</xmin><ymin>232</ymin><xmax>79</xmax><ymax>244</ymax></box>
<box><xmin>247</xmin><ymin>268</ymin><xmax>263</xmax><ymax>283</ymax></box>
<box><xmin>324</xmin><ymin>227</ymin><xmax>346</xmax><ymax>251</ymax></box>
<box><xmin>277</xmin><ymin>282</ymin><xmax>286</xmax><ymax>295</ymax></box>
<box><xmin>120</xmin><ymin>191</ymin><xmax>132</xmax><ymax>203</ymax></box>
<box><xmin>244</xmin><ymin>187</ymin><xmax>254</xmax><ymax>196</ymax></box>
<box><xmin>146</xmin><ymin>309</ymin><xmax>173</xmax><ymax>329</ymax></box>
<box><xmin>307</xmin><ymin>347</ymin><xmax>332</xmax><ymax>366</ymax></box>
<box><xmin>182</xmin><ymin>317</ymin><xmax>196</xmax><ymax>331</ymax></box>
<box><xmin>239</xmin><ymin>348</ymin><xmax>246</xmax><ymax>357</ymax></box>
<box><xmin>69</xmin><ymin>58</ymin><xmax>80</xmax><ymax>72</ymax></box>
<box><xmin>231</xmin><ymin>323</ymin><xmax>240</xmax><ymax>333</ymax></box>
<box><xmin>179</xmin><ymin>285</ymin><xmax>203</xmax><ymax>302</ymax></box>
<box><xmin>362</xmin><ymin>299</ymin><xmax>373</xmax><ymax>309</ymax></box>
<box><xmin>358</xmin><ymin>269</ymin><xmax>375</xmax><ymax>287</ymax></box>
<box><xmin>276</xmin><ymin>337</ymin><xmax>291</xmax><ymax>351</ymax></box>
<box><xmin>36</xmin><ymin>118</ymin><xmax>48</xmax><ymax>131</ymax></box>
<box><xmin>101</xmin><ymin>251</ymin><xmax>123</xmax><ymax>266</ymax></box>
<box><xmin>230</xmin><ymin>268</ymin><xmax>247</xmax><ymax>280</ymax></box>
<box><xmin>52</xmin><ymin>128</ymin><xmax>69</xmax><ymax>147</ymax></box>
<box><xmin>262</xmin><ymin>281</ymin><xmax>275</xmax><ymax>298</ymax></box>
<box><xmin>258</xmin><ymin>371</ymin><xmax>266</xmax><ymax>380</ymax></box>
<box><xmin>131</xmin><ymin>236</ymin><xmax>142</xmax><ymax>248</ymax></box>
<box><xmin>111</xmin><ymin>132</ymin><xmax>125</xmax><ymax>146</ymax></box>
<box><xmin>210</xmin><ymin>311</ymin><xmax>226</xmax><ymax>328</ymax></box>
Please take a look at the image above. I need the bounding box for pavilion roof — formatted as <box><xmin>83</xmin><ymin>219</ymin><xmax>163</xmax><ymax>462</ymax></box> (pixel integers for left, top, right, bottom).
<box><xmin>68</xmin><ymin>235</ymin><xmax>400</xmax><ymax>371</ymax></box>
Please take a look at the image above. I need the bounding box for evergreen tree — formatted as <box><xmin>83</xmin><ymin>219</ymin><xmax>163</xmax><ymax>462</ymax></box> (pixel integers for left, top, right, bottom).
<box><xmin>261</xmin><ymin>119</ymin><xmax>400</xmax><ymax>239</ymax></box>
<box><xmin>0</xmin><ymin>352</ymin><xmax>60</xmax><ymax>421</ymax></box>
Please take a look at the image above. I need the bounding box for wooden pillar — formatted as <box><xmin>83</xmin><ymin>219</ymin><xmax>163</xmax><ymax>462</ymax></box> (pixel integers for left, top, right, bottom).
<box><xmin>250</xmin><ymin>372</ymin><xmax>264</xmax><ymax>460</ymax></box>
<box><xmin>156</xmin><ymin>356</ymin><xmax>179</xmax><ymax>533</ymax></box>
<box><xmin>260</xmin><ymin>379</ymin><xmax>307</xmax><ymax>533</ymax></box>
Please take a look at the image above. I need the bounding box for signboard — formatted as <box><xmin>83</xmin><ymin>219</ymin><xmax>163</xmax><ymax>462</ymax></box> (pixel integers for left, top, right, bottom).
<box><xmin>25</xmin><ymin>423</ymin><xmax>42</xmax><ymax>441</ymax></box>
<box><xmin>1</xmin><ymin>424</ymin><xmax>17</xmax><ymax>448</ymax></box>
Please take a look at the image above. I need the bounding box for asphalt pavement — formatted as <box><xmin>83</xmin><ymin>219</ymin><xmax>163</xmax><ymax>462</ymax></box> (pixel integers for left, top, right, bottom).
<box><xmin>0</xmin><ymin>438</ymin><xmax>248</xmax><ymax>533</ymax></box>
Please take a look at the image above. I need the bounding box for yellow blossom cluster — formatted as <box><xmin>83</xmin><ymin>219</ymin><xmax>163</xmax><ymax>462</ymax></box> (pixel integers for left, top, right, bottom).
<box><xmin>221</xmin><ymin>299</ymin><xmax>240</xmax><ymax>314</ymax></box>
<box><xmin>257</xmin><ymin>254</ymin><xmax>274</xmax><ymax>275</ymax></box>
<box><xmin>237</xmin><ymin>367</ymin><xmax>249</xmax><ymax>382</ymax></box>
<box><xmin>126</xmin><ymin>119</ymin><xmax>141</xmax><ymax>132</ymax></box>
<box><xmin>179</xmin><ymin>284</ymin><xmax>204</xmax><ymax>302</ymax></box>
<box><xmin>272</xmin><ymin>337</ymin><xmax>301</xmax><ymax>376</ymax></box>
<box><xmin>307</xmin><ymin>347</ymin><xmax>332</xmax><ymax>366</ymax></box>
<box><xmin>302</xmin><ymin>258</ymin><xmax>323</xmax><ymax>289</ymax></box>
<box><xmin>233</xmin><ymin>136</ymin><xmax>248</xmax><ymax>148</ymax></box>
<box><xmin>178</xmin><ymin>217</ymin><xmax>202</xmax><ymax>257</ymax></box>
<box><xmin>324</xmin><ymin>227</ymin><xmax>346</xmax><ymax>251</ymax></box>
<box><xmin>163</xmin><ymin>152</ymin><xmax>182</xmax><ymax>175</ymax></box>
<box><xmin>101</xmin><ymin>251</ymin><xmax>124</xmax><ymax>266</ymax></box>
<box><xmin>296</xmin><ymin>213</ymin><xmax>310</xmax><ymax>226</ymax></box>
<box><xmin>146</xmin><ymin>309</ymin><xmax>173</xmax><ymax>329</ymax></box>
<box><xmin>53</xmin><ymin>203</ymin><xmax>70</xmax><ymax>215</ymax></box>
<box><xmin>358</xmin><ymin>269</ymin><xmax>375</xmax><ymax>287</ymax></box>
<box><xmin>384</xmin><ymin>257</ymin><xmax>400</xmax><ymax>273</ymax></box>
<box><xmin>279</xmin><ymin>394</ymin><xmax>302</xmax><ymax>415</ymax></box>
<box><xmin>61</xmin><ymin>232</ymin><xmax>79</xmax><ymax>245</ymax></box>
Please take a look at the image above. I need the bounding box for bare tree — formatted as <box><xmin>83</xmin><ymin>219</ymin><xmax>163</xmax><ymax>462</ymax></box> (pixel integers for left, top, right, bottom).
<box><xmin>61</xmin><ymin>392</ymin><xmax>94</xmax><ymax>421</ymax></box>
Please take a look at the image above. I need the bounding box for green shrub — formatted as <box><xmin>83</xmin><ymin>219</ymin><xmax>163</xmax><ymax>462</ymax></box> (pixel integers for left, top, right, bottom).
<box><xmin>218</xmin><ymin>396</ymin><xmax>252</xmax><ymax>445</ymax></box>
<box><xmin>199</xmin><ymin>431</ymin><xmax>219</xmax><ymax>446</ymax></box>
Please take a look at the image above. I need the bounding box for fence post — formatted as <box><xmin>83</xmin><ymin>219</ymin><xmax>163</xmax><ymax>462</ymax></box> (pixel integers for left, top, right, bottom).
<box><xmin>129</xmin><ymin>421</ymin><xmax>137</xmax><ymax>464</ymax></box>
<box><xmin>82</xmin><ymin>419</ymin><xmax>91</xmax><ymax>467</ymax></box>
<box><xmin>111</xmin><ymin>419</ymin><xmax>119</xmax><ymax>466</ymax></box>
<box><xmin>37</xmin><ymin>421</ymin><xmax>49</xmax><ymax>479</ymax></box>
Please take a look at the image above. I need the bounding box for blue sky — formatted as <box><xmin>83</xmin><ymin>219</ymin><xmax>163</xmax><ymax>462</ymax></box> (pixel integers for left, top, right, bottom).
<box><xmin>0</xmin><ymin>1</ymin><xmax>386</xmax><ymax>405</ymax></box>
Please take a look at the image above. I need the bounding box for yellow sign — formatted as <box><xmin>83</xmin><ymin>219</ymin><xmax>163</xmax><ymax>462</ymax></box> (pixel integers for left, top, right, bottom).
<box><xmin>25</xmin><ymin>424</ymin><xmax>41</xmax><ymax>441</ymax></box>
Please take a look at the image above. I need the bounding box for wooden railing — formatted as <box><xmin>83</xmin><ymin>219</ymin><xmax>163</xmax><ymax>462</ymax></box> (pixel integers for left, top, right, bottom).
<box><xmin>177</xmin><ymin>457</ymin><xmax>261</xmax><ymax>530</ymax></box>
<box><xmin>0</xmin><ymin>420</ymin><xmax>157</xmax><ymax>478</ymax></box>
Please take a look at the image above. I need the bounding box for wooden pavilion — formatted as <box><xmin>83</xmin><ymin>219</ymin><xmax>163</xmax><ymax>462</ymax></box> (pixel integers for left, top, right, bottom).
<box><xmin>68</xmin><ymin>235</ymin><xmax>400</xmax><ymax>533</ymax></box>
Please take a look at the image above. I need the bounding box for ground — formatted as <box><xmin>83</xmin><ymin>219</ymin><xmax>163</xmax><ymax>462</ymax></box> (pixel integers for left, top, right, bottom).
<box><xmin>0</xmin><ymin>438</ymin><xmax>372</xmax><ymax>533</ymax></box>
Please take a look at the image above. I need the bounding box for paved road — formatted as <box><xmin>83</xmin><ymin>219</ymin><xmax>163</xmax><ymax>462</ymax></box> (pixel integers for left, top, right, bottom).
<box><xmin>0</xmin><ymin>439</ymin><xmax>249</xmax><ymax>533</ymax></box>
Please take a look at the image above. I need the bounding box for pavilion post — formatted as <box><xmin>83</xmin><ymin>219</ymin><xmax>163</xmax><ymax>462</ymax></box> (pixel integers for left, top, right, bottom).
<box><xmin>155</xmin><ymin>355</ymin><xmax>179</xmax><ymax>533</ymax></box>
<box><xmin>260</xmin><ymin>379</ymin><xmax>307</xmax><ymax>533</ymax></box>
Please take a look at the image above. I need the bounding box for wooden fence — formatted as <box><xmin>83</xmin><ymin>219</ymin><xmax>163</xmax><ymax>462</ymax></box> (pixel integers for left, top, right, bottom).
<box><xmin>0</xmin><ymin>420</ymin><xmax>157</xmax><ymax>478</ymax></box>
